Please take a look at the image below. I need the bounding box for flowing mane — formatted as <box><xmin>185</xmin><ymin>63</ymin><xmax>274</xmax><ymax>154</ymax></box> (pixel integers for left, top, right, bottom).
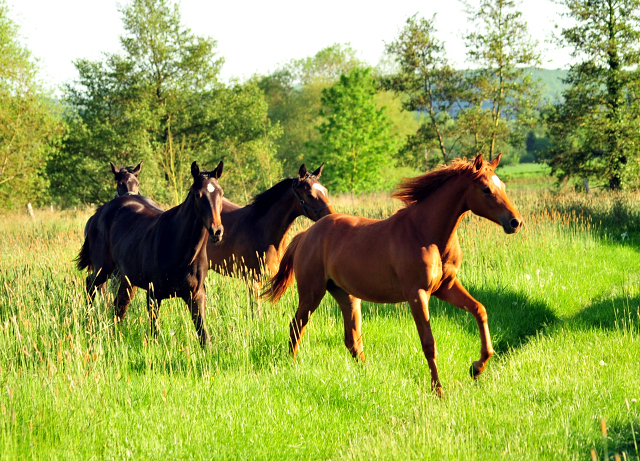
<box><xmin>392</xmin><ymin>158</ymin><xmax>482</xmax><ymax>205</ymax></box>
<box><xmin>250</xmin><ymin>178</ymin><xmax>296</xmax><ymax>217</ymax></box>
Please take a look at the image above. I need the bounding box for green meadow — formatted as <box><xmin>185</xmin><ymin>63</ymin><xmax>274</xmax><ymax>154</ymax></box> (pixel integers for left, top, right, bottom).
<box><xmin>0</xmin><ymin>182</ymin><xmax>639</xmax><ymax>460</ymax></box>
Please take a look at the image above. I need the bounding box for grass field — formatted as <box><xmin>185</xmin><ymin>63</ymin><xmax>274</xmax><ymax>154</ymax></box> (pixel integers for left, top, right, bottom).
<box><xmin>1</xmin><ymin>181</ymin><xmax>639</xmax><ymax>459</ymax></box>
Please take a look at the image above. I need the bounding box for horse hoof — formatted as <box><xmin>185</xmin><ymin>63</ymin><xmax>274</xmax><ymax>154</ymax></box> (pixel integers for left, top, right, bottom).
<box><xmin>469</xmin><ymin>364</ymin><xmax>481</xmax><ymax>379</ymax></box>
<box><xmin>435</xmin><ymin>386</ymin><xmax>444</xmax><ymax>398</ymax></box>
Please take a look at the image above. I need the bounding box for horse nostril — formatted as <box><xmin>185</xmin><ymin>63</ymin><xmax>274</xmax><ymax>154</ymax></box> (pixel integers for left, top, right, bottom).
<box><xmin>510</xmin><ymin>218</ymin><xmax>521</xmax><ymax>229</ymax></box>
<box><xmin>214</xmin><ymin>229</ymin><xmax>222</xmax><ymax>237</ymax></box>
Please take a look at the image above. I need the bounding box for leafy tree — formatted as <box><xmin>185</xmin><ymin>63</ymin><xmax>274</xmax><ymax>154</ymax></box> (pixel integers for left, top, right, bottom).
<box><xmin>543</xmin><ymin>0</ymin><xmax>640</xmax><ymax>189</ymax></box>
<box><xmin>0</xmin><ymin>1</ymin><xmax>63</xmax><ymax>210</ymax></box>
<box><xmin>462</xmin><ymin>0</ymin><xmax>542</xmax><ymax>159</ymax></box>
<box><xmin>383</xmin><ymin>15</ymin><xmax>463</xmax><ymax>168</ymax></box>
<box><xmin>309</xmin><ymin>68</ymin><xmax>398</xmax><ymax>193</ymax></box>
<box><xmin>50</xmin><ymin>0</ymin><xmax>280</xmax><ymax>205</ymax></box>
<box><xmin>258</xmin><ymin>44</ymin><xmax>360</xmax><ymax>173</ymax></box>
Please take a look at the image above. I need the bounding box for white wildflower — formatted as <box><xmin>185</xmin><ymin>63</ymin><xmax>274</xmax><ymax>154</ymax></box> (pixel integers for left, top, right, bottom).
<box><xmin>599</xmin><ymin>360</ymin><xmax>606</xmax><ymax>366</ymax></box>
<box><xmin>525</xmin><ymin>274</ymin><xmax>531</xmax><ymax>280</ymax></box>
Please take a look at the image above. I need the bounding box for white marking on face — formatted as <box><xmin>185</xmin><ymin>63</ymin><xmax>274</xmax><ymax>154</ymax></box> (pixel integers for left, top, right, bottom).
<box><xmin>312</xmin><ymin>183</ymin><xmax>326</xmax><ymax>197</ymax></box>
<box><xmin>207</xmin><ymin>183</ymin><xmax>215</xmax><ymax>193</ymax></box>
<box><xmin>492</xmin><ymin>175</ymin><xmax>501</xmax><ymax>189</ymax></box>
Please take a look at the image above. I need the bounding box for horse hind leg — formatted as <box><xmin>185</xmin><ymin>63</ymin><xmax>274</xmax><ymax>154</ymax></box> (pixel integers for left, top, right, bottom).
<box><xmin>327</xmin><ymin>281</ymin><xmax>364</xmax><ymax>362</ymax></box>
<box><xmin>115</xmin><ymin>275</ymin><xmax>136</xmax><ymax>321</ymax></box>
<box><xmin>289</xmin><ymin>280</ymin><xmax>327</xmax><ymax>359</ymax></box>
<box><xmin>86</xmin><ymin>267</ymin><xmax>109</xmax><ymax>304</ymax></box>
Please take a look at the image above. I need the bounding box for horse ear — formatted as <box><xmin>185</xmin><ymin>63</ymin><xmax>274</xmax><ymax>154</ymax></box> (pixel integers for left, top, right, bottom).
<box><xmin>211</xmin><ymin>161</ymin><xmax>223</xmax><ymax>179</ymax></box>
<box><xmin>191</xmin><ymin>161</ymin><xmax>200</xmax><ymax>179</ymax></box>
<box><xmin>311</xmin><ymin>163</ymin><xmax>324</xmax><ymax>178</ymax></box>
<box><xmin>473</xmin><ymin>154</ymin><xmax>484</xmax><ymax>171</ymax></box>
<box><xmin>110</xmin><ymin>162</ymin><xmax>118</xmax><ymax>176</ymax></box>
<box><xmin>298</xmin><ymin>164</ymin><xmax>307</xmax><ymax>178</ymax></box>
<box><xmin>488</xmin><ymin>152</ymin><xmax>502</xmax><ymax>169</ymax></box>
<box><xmin>132</xmin><ymin>161</ymin><xmax>142</xmax><ymax>177</ymax></box>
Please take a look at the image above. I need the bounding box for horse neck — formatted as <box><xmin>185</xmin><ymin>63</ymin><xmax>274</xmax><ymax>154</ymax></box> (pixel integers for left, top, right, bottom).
<box><xmin>170</xmin><ymin>192</ymin><xmax>208</xmax><ymax>255</ymax></box>
<box><xmin>252</xmin><ymin>188</ymin><xmax>301</xmax><ymax>252</ymax></box>
<box><xmin>408</xmin><ymin>175</ymin><xmax>470</xmax><ymax>247</ymax></box>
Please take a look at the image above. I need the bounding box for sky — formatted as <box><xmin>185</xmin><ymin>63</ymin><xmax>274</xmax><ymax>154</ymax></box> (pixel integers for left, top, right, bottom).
<box><xmin>7</xmin><ymin>0</ymin><xmax>574</xmax><ymax>90</ymax></box>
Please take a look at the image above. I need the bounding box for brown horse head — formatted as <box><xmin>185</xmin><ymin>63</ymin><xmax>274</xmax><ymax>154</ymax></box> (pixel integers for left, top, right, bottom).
<box><xmin>191</xmin><ymin>160</ymin><xmax>224</xmax><ymax>243</ymax></box>
<box><xmin>292</xmin><ymin>163</ymin><xmax>334</xmax><ymax>220</ymax></box>
<box><xmin>465</xmin><ymin>153</ymin><xmax>523</xmax><ymax>234</ymax></box>
<box><xmin>110</xmin><ymin>161</ymin><xmax>142</xmax><ymax>197</ymax></box>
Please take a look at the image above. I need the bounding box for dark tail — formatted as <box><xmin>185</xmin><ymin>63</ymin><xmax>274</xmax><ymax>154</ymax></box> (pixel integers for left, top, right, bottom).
<box><xmin>261</xmin><ymin>232</ymin><xmax>305</xmax><ymax>303</ymax></box>
<box><xmin>76</xmin><ymin>237</ymin><xmax>92</xmax><ymax>272</ymax></box>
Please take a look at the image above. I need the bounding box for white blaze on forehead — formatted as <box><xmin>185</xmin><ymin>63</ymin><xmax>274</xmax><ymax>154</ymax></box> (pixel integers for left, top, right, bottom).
<box><xmin>492</xmin><ymin>175</ymin><xmax>502</xmax><ymax>189</ymax></box>
<box><xmin>312</xmin><ymin>183</ymin><xmax>326</xmax><ymax>197</ymax></box>
<box><xmin>207</xmin><ymin>183</ymin><xmax>215</xmax><ymax>193</ymax></box>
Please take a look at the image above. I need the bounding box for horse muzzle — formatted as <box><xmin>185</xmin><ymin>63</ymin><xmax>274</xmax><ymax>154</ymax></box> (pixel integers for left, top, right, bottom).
<box><xmin>208</xmin><ymin>224</ymin><xmax>224</xmax><ymax>243</ymax></box>
<box><xmin>501</xmin><ymin>216</ymin><xmax>523</xmax><ymax>234</ymax></box>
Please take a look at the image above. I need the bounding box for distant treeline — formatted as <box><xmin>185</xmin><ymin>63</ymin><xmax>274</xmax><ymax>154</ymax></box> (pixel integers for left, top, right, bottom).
<box><xmin>1</xmin><ymin>0</ymin><xmax>639</xmax><ymax>211</ymax></box>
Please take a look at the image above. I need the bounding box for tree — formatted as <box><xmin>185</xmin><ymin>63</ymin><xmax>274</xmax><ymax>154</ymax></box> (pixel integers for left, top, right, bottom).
<box><xmin>0</xmin><ymin>1</ymin><xmax>63</xmax><ymax>210</ymax></box>
<box><xmin>543</xmin><ymin>0</ymin><xmax>640</xmax><ymax>189</ymax></box>
<box><xmin>383</xmin><ymin>15</ymin><xmax>463</xmax><ymax>168</ymax></box>
<box><xmin>309</xmin><ymin>68</ymin><xmax>398</xmax><ymax>193</ymax></box>
<box><xmin>49</xmin><ymin>0</ymin><xmax>280</xmax><ymax>205</ymax></box>
<box><xmin>258</xmin><ymin>44</ymin><xmax>361</xmax><ymax>174</ymax></box>
<box><xmin>462</xmin><ymin>0</ymin><xmax>542</xmax><ymax>160</ymax></box>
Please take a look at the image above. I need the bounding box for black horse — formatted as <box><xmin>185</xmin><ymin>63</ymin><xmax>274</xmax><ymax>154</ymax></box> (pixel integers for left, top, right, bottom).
<box><xmin>77</xmin><ymin>161</ymin><xmax>224</xmax><ymax>346</ymax></box>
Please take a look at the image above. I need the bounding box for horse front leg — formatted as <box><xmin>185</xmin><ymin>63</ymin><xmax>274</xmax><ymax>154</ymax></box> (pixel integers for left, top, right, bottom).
<box><xmin>184</xmin><ymin>289</ymin><xmax>210</xmax><ymax>348</ymax></box>
<box><xmin>434</xmin><ymin>278</ymin><xmax>494</xmax><ymax>379</ymax></box>
<box><xmin>407</xmin><ymin>288</ymin><xmax>442</xmax><ymax>396</ymax></box>
<box><xmin>146</xmin><ymin>283</ymin><xmax>161</xmax><ymax>337</ymax></box>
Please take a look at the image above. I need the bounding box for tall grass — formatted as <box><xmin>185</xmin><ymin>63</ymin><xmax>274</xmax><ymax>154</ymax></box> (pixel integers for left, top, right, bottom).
<box><xmin>0</xmin><ymin>189</ymin><xmax>639</xmax><ymax>459</ymax></box>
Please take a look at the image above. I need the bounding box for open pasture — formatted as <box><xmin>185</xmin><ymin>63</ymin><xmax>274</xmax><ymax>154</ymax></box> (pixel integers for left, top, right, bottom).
<box><xmin>0</xmin><ymin>188</ymin><xmax>639</xmax><ymax>459</ymax></box>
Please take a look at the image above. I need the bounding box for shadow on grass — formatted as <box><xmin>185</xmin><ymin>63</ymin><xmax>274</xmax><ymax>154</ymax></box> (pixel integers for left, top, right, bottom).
<box><xmin>544</xmin><ymin>193</ymin><xmax>640</xmax><ymax>251</ymax></box>
<box><xmin>359</xmin><ymin>286</ymin><xmax>558</xmax><ymax>355</ymax></box>
<box><xmin>566</xmin><ymin>294</ymin><xmax>640</xmax><ymax>331</ymax></box>
<box><xmin>602</xmin><ymin>418</ymin><xmax>640</xmax><ymax>460</ymax></box>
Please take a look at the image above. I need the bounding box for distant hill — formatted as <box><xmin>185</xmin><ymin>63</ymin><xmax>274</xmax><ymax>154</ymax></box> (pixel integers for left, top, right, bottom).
<box><xmin>526</xmin><ymin>68</ymin><xmax>568</xmax><ymax>103</ymax></box>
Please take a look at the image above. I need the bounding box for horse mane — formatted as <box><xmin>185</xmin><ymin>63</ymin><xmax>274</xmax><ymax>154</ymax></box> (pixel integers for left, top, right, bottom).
<box><xmin>249</xmin><ymin>177</ymin><xmax>297</xmax><ymax>217</ymax></box>
<box><xmin>392</xmin><ymin>158</ymin><xmax>483</xmax><ymax>206</ymax></box>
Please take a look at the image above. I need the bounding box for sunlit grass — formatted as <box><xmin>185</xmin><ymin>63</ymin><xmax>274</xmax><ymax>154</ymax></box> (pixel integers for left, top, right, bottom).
<box><xmin>0</xmin><ymin>188</ymin><xmax>639</xmax><ymax>459</ymax></box>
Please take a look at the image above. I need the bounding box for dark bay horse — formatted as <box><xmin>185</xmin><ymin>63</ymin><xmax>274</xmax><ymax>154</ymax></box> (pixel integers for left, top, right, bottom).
<box><xmin>110</xmin><ymin>161</ymin><xmax>142</xmax><ymax>198</ymax></box>
<box><xmin>208</xmin><ymin>164</ymin><xmax>334</xmax><ymax>311</ymax></box>
<box><xmin>83</xmin><ymin>161</ymin><xmax>144</xmax><ymax>294</ymax></box>
<box><xmin>263</xmin><ymin>154</ymin><xmax>523</xmax><ymax>394</ymax></box>
<box><xmin>77</xmin><ymin>161</ymin><xmax>224</xmax><ymax>346</ymax></box>
<box><xmin>84</xmin><ymin>161</ymin><xmax>143</xmax><ymax>238</ymax></box>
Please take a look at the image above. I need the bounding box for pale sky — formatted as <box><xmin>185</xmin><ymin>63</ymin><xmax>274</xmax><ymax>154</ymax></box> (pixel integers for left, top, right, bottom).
<box><xmin>8</xmin><ymin>0</ymin><xmax>573</xmax><ymax>90</ymax></box>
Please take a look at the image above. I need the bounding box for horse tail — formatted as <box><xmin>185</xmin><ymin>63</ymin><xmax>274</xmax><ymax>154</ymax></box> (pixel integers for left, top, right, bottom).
<box><xmin>76</xmin><ymin>237</ymin><xmax>92</xmax><ymax>272</ymax></box>
<box><xmin>262</xmin><ymin>232</ymin><xmax>305</xmax><ymax>303</ymax></box>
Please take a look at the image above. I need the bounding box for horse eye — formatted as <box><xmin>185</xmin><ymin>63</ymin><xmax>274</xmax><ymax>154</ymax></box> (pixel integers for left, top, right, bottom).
<box><xmin>482</xmin><ymin>187</ymin><xmax>491</xmax><ymax>194</ymax></box>
<box><xmin>306</xmin><ymin>193</ymin><xmax>313</xmax><ymax>199</ymax></box>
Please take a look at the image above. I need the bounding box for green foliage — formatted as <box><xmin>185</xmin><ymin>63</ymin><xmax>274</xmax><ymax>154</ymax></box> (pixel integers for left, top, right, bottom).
<box><xmin>258</xmin><ymin>44</ymin><xmax>361</xmax><ymax>174</ymax></box>
<box><xmin>383</xmin><ymin>15</ymin><xmax>462</xmax><ymax>168</ymax></box>
<box><xmin>309</xmin><ymin>68</ymin><xmax>398</xmax><ymax>193</ymax></box>
<box><xmin>543</xmin><ymin>0</ymin><xmax>640</xmax><ymax>190</ymax></box>
<box><xmin>49</xmin><ymin>0</ymin><xmax>280</xmax><ymax>206</ymax></box>
<box><xmin>461</xmin><ymin>0</ymin><xmax>542</xmax><ymax>160</ymax></box>
<box><xmin>0</xmin><ymin>1</ymin><xmax>64</xmax><ymax>210</ymax></box>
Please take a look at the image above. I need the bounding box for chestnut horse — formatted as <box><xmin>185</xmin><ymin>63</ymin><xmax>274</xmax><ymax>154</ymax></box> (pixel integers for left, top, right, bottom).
<box><xmin>77</xmin><ymin>161</ymin><xmax>224</xmax><ymax>346</ymax></box>
<box><xmin>263</xmin><ymin>154</ymin><xmax>523</xmax><ymax>394</ymax></box>
<box><xmin>208</xmin><ymin>164</ymin><xmax>334</xmax><ymax>312</ymax></box>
